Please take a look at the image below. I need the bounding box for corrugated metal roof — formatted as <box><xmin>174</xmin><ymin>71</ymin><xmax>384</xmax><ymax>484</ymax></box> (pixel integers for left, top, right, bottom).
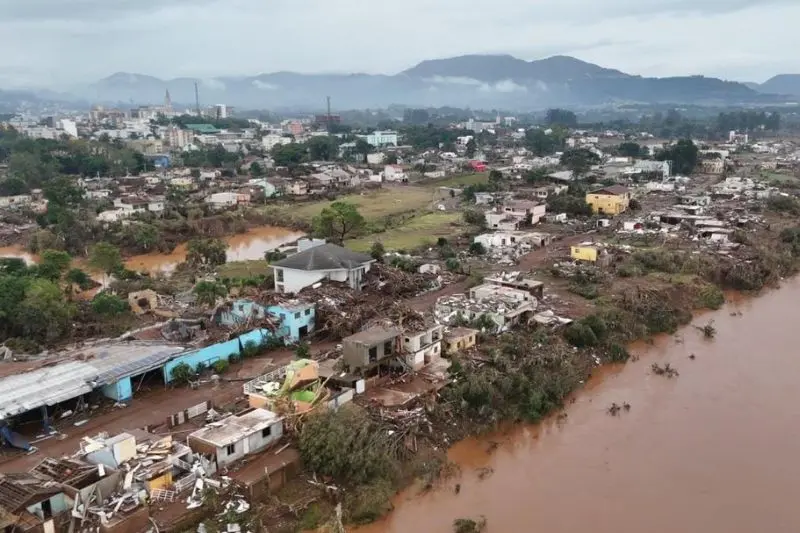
<box><xmin>0</xmin><ymin>362</ymin><xmax>95</xmax><ymax>419</ymax></box>
<box><xmin>0</xmin><ymin>341</ymin><xmax>186</xmax><ymax>420</ymax></box>
<box><xmin>82</xmin><ymin>343</ymin><xmax>186</xmax><ymax>385</ymax></box>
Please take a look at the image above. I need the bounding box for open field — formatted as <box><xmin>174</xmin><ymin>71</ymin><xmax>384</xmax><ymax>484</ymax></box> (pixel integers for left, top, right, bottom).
<box><xmin>346</xmin><ymin>212</ymin><xmax>465</xmax><ymax>252</ymax></box>
<box><xmin>423</xmin><ymin>172</ymin><xmax>489</xmax><ymax>189</ymax></box>
<box><xmin>217</xmin><ymin>259</ymin><xmax>272</xmax><ymax>278</ymax></box>
<box><xmin>264</xmin><ymin>186</ymin><xmax>435</xmax><ymax>222</ymax></box>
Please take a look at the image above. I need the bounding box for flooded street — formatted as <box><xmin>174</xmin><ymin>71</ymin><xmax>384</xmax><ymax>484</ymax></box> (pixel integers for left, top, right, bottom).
<box><xmin>0</xmin><ymin>225</ymin><xmax>303</xmax><ymax>274</ymax></box>
<box><xmin>358</xmin><ymin>279</ymin><xmax>800</xmax><ymax>533</ymax></box>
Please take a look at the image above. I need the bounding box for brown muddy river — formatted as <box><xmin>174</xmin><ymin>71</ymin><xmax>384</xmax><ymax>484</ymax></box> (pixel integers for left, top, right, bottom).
<box><xmin>0</xmin><ymin>225</ymin><xmax>303</xmax><ymax>274</ymax></box>
<box><xmin>357</xmin><ymin>279</ymin><xmax>800</xmax><ymax>533</ymax></box>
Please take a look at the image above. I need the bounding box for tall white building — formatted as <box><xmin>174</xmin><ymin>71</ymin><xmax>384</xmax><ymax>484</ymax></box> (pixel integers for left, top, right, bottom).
<box><xmin>214</xmin><ymin>104</ymin><xmax>228</xmax><ymax>119</ymax></box>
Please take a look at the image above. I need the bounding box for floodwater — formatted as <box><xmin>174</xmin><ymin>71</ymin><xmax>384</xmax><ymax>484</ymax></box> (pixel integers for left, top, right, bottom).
<box><xmin>0</xmin><ymin>225</ymin><xmax>303</xmax><ymax>274</ymax></box>
<box><xmin>123</xmin><ymin>226</ymin><xmax>304</xmax><ymax>274</ymax></box>
<box><xmin>357</xmin><ymin>279</ymin><xmax>800</xmax><ymax>533</ymax></box>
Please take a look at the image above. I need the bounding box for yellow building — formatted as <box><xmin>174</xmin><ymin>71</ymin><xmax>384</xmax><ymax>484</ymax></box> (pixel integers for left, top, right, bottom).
<box><xmin>571</xmin><ymin>245</ymin><xmax>599</xmax><ymax>262</ymax></box>
<box><xmin>444</xmin><ymin>327</ymin><xmax>479</xmax><ymax>354</ymax></box>
<box><xmin>585</xmin><ymin>185</ymin><xmax>631</xmax><ymax>215</ymax></box>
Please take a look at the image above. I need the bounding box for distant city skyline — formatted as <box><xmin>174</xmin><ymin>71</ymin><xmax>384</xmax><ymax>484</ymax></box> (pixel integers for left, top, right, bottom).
<box><xmin>0</xmin><ymin>0</ymin><xmax>797</xmax><ymax>88</ymax></box>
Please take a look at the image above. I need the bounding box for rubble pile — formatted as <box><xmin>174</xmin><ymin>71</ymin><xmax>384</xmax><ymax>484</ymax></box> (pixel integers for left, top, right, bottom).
<box><xmin>366</xmin><ymin>263</ymin><xmax>439</xmax><ymax>297</ymax></box>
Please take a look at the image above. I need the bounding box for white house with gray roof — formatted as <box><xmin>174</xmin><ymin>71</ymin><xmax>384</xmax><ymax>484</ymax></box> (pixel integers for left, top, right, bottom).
<box><xmin>270</xmin><ymin>243</ymin><xmax>375</xmax><ymax>294</ymax></box>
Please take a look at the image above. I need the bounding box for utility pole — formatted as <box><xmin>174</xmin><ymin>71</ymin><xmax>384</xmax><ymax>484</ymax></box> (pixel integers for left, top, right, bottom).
<box><xmin>194</xmin><ymin>82</ymin><xmax>201</xmax><ymax>117</ymax></box>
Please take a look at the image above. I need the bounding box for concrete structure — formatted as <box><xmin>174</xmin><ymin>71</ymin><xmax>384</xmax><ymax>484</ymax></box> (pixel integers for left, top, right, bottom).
<box><xmin>485</xmin><ymin>212</ymin><xmax>521</xmax><ymax>231</ymax></box>
<box><xmin>188</xmin><ymin>409</ymin><xmax>283</xmax><ymax>469</ymax></box>
<box><xmin>586</xmin><ymin>185</ymin><xmax>631</xmax><ymax>215</ymax></box>
<box><xmin>401</xmin><ymin>324</ymin><xmax>444</xmax><ymax>371</ymax></box>
<box><xmin>501</xmin><ymin>200</ymin><xmax>546</xmax><ymax>224</ymax></box>
<box><xmin>633</xmin><ymin>160</ymin><xmax>671</xmax><ymax>177</ymax></box>
<box><xmin>474</xmin><ymin>231</ymin><xmax>551</xmax><ymax>249</ymax></box>
<box><xmin>571</xmin><ymin>244</ymin><xmax>600</xmax><ymax>262</ymax></box>
<box><xmin>271</xmin><ymin>243</ymin><xmax>374</xmax><ymax>294</ymax></box>
<box><xmin>443</xmin><ymin>328</ymin><xmax>479</xmax><ymax>354</ymax></box>
<box><xmin>342</xmin><ymin>326</ymin><xmax>402</xmax><ymax>371</ymax></box>
<box><xmin>359</xmin><ymin>131</ymin><xmax>398</xmax><ymax>147</ymax></box>
<box><xmin>217</xmin><ymin>299</ymin><xmax>315</xmax><ymax>342</ymax></box>
<box><xmin>262</xmin><ymin>134</ymin><xmax>292</xmax><ymax>151</ymax></box>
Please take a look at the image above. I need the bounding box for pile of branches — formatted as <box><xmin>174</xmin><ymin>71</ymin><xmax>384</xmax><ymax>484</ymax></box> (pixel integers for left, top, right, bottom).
<box><xmin>366</xmin><ymin>263</ymin><xmax>437</xmax><ymax>298</ymax></box>
<box><xmin>314</xmin><ymin>295</ymin><xmax>425</xmax><ymax>341</ymax></box>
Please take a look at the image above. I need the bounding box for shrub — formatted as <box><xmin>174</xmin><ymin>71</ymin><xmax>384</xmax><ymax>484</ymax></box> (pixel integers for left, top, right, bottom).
<box><xmin>170</xmin><ymin>362</ymin><xmax>194</xmax><ymax>385</ymax></box>
<box><xmin>445</xmin><ymin>258</ymin><xmax>461</xmax><ymax>272</ymax></box>
<box><xmin>212</xmin><ymin>360</ymin><xmax>229</xmax><ymax>374</ymax></box>
<box><xmin>569</xmin><ymin>282</ymin><xmax>599</xmax><ymax>300</ymax></box>
<box><xmin>605</xmin><ymin>343</ymin><xmax>631</xmax><ymax>363</ymax></box>
<box><xmin>581</xmin><ymin>314</ymin><xmax>609</xmax><ymax>342</ymax></box>
<box><xmin>91</xmin><ymin>293</ymin><xmax>130</xmax><ymax>316</ymax></box>
<box><xmin>696</xmin><ymin>284</ymin><xmax>724</xmax><ymax>310</ymax></box>
<box><xmin>564</xmin><ymin>323</ymin><xmax>598</xmax><ymax>347</ymax></box>
<box><xmin>295</xmin><ymin>342</ymin><xmax>311</xmax><ymax>359</ymax></box>
<box><xmin>469</xmin><ymin>242</ymin><xmax>486</xmax><ymax>256</ymax></box>
<box><xmin>369</xmin><ymin>241</ymin><xmax>385</xmax><ymax>261</ymax></box>
<box><xmin>616</xmin><ymin>262</ymin><xmax>643</xmax><ymax>278</ymax></box>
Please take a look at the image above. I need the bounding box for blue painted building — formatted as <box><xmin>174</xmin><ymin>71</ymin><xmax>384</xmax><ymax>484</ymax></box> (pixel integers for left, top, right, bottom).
<box><xmin>217</xmin><ymin>299</ymin><xmax>315</xmax><ymax>343</ymax></box>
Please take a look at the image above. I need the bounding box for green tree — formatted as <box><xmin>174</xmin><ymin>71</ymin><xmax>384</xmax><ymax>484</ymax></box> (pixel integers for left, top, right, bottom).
<box><xmin>355</xmin><ymin>139</ymin><xmax>373</xmax><ymax>157</ymax></box>
<box><xmin>307</xmin><ymin>136</ymin><xmax>340</xmax><ymax>161</ymax></box>
<box><xmin>656</xmin><ymin>139</ymin><xmax>699</xmax><ymax>175</ymax></box>
<box><xmin>463</xmin><ymin>209</ymin><xmax>487</xmax><ymax>228</ymax></box>
<box><xmin>465</xmin><ymin>138</ymin><xmax>477</xmax><ymax>158</ymax></box>
<box><xmin>312</xmin><ymin>201</ymin><xmax>366</xmax><ymax>244</ymax></box>
<box><xmin>131</xmin><ymin>224</ymin><xmax>161</xmax><ymax>252</ymax></box>
<box><xmin>193</xmin><ymin>280</ymin><xmax>228</xmax><ymax>306</ymax></box>
<box><xmin>370</xmin><ymin>241</ymin><xmax>385</xmax><ymax>262</ymax></box>
<box><xmin>0</xmin><ymin>177</ymin><xmax>29</xmax><ymax>196</ymax></box>
<box><xmin>560</xmin><ymin>148</ymin><xmax>599</xmax><ymax>177</ymax></box>
<box><xmin>37</xmin><ymin>249</ymin><xmax>71</xmax><ymax>281</ymax></box>
<box><xmin>89</xmin><ymin>242</ymin><xmax>123</xmax><ymax>280</ymax></box>
<box><xmin>271</xmin><ymin>143</ymin><xmax>306</xmax><ymax>167</ymax></box>
<box><xmin>91</xmin><ymin>292</ymin><xmax>130</xmax><ymax>316</ymax></box>
<box><xmin>17</xmin><ymin>278</ymin><xmax>73</xmax><ymax>344</ymax></box>
<box><xmin>545</xmin><ymin>108</ymin><xmax>578</xmax><ymax>128</ymax></box>
<box><xmin>65</xmin><ymin>268</ymin><xmax>93</xmax><ymax>290</ymax></box>
<box><xmin>617</xmin><ymin>142</ymin><xmax>645</xmax><ymax>158</ymax></box>
<box><xmin>488</xmin><ymin>169</ymin><xmax>503</xmax><ymax>183</ymax></box>
<box><xmin>186</xmin><ymin>238</ymin><xmax>227</xmax><ymax>267</ymax></box>
<box><xmin>525</xmin><ymin>129</ymin><xmax>562</xmax><ymax>156</ymax></box>
<box><xmin>249</xmin><ymin>161</ymin><xmax>265</xmax><ymax>177</ymax></box>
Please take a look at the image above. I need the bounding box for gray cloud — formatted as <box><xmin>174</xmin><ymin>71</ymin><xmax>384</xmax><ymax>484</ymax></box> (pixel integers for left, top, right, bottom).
<box><xmin>0</xmin><ymin>0</ymin><xmax>796</xmax><ymax>88</ymax></box>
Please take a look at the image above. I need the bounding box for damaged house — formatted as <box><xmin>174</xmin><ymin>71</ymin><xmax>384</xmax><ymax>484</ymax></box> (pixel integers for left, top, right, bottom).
<box><xmin>435</xmin><ymin>283</ymin><xmax>537</xmax><ymax>333</ymax></box>
<box><xmin>188</xmin><ymin>409</ymin><xmax>284</xmax><ymax>470</ymax></box>
<box><xmin>342</xmin><ymin>326</ymin><xmax>403</xmax><ymax>373</ymax></box>
<box><xmin>0</xmin><ymin>472</ymin><xmax>70</xmax><ymax>533</ymax></box>
<box><xmin>401</xmin><ymin>323</ymin><xmax>444</xmax><ymax>371</ymax></box>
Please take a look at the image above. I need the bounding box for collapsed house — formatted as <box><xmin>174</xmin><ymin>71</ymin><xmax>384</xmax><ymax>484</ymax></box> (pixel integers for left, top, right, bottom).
<box><xmin>435</xmin><ymin>283</ymin><xmax>537</xmax><ymax>333</ymax></box>
<box><xmin>243</xmin><ymin>358</ymin><xmax>355</xmax><ymax>414</ymax></box>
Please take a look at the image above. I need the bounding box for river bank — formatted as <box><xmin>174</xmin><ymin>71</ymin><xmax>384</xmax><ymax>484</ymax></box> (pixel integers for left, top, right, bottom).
<box><xmin>0</xmin><ymin>224</ymin><xmax>303</xmax><ymax>274</ymax></box>
<box><xmin>354</xmin><ymin>280</ymin><xmax>800</xmax><ymax>533</ymax></box>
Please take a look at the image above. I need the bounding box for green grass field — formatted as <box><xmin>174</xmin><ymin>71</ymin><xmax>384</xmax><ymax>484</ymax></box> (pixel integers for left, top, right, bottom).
<box><xmin>346</xmin><ymin>212</ymin><xmax>464</xmax><ymax>252</ymax></box>
<box><xmin>423</xmin><ymin>172</ymin><xmax>489</xmax><ymax>188</ymax></box>
<box><xmin>217</xmin><ymin>260</ymin><xmax>272</xmax><ymax>278</ymax></box>
<box><xmin>264</xmin><ymin>186</ymin><xmax>435</xmax><ymax>223</ymax></box>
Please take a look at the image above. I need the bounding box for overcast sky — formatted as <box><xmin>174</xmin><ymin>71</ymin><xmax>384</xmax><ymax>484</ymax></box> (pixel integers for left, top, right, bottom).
<box><xmin>0</xmin><ymin>0</ymin><xmax>797</xmax><ymax>88</ymax></box>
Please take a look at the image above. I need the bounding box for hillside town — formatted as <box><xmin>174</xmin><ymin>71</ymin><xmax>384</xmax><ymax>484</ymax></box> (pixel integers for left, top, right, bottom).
<box><xmin>1</xmin><ymin>102</ymin><xmax>800</xmax><ymax>532</ymax></box>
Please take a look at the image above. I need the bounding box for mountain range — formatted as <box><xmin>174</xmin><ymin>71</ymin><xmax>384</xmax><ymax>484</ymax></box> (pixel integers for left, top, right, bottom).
<box><xmin>8</xmin><ymin>55</ymin><xmax>800</xmax><ymax>111</ymax></box>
